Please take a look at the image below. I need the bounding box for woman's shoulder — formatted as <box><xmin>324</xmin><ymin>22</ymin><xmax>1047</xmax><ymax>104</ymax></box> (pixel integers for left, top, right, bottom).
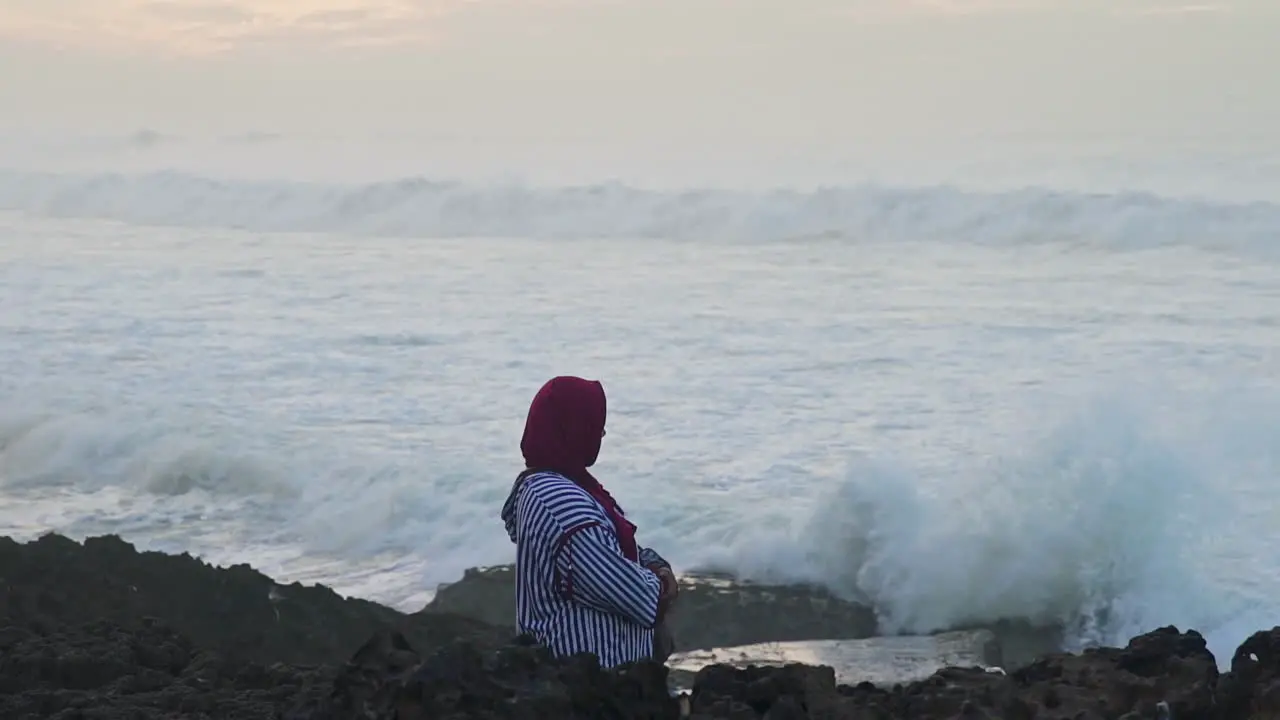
<box><xmin>518</xmin><ymin>469</ymin><xmax>575</xmax><ymax>486</ymax></box>
<box><xmin>517</xmin><ymin>472</ymin><xmax>608</xmax><ymax>522</ymax></box>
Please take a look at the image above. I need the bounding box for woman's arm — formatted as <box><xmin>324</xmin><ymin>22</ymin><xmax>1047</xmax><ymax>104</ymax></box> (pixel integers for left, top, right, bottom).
<box><xmin>558</xmin><ymin>524</ymin><xmax>664</xmax><ymax>628</ymax></box>
<box><xmin>637</xmin><ymin>545</ymin><xmax>679</xmax><ymax>619</ymax></box>
<box><xmin>520</xmin><ymin>477</ymin><xmax>663</xmax><ymax>628</ymax></box>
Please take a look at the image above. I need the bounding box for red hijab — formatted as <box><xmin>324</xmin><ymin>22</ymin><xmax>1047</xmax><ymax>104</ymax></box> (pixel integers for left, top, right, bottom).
<box><xmin>520</xmin><ymin>376</ymin><xmax>639</xmax><ymax>562</ymax></box>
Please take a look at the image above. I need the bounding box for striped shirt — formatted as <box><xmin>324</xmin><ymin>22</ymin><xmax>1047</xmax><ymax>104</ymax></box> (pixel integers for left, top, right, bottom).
<box><xmin>500</xmin><ymin>470</ymin><xmax>671</xmax><ymax>668</ymax></box>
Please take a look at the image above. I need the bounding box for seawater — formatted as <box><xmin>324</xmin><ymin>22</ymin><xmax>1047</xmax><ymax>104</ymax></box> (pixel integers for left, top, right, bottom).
<box><xmin>1</xmin><ymin>170</ymin><xmax>1278</xmax><ymax>669</ymax></box>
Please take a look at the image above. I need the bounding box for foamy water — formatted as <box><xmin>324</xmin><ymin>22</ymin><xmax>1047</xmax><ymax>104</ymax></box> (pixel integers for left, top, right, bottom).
<box><xmin>1</xmin><ymin>168</ymin><xmax>1279</xmax><ymax>669</ymax></box>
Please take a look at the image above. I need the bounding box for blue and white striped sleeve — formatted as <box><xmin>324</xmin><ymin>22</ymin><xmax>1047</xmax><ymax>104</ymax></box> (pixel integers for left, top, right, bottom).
<box><xmin>523</xmin><ymin>478</ymin><xmax>663</xmax><ymax>628</ymax></box>
<box><xmin>560</xmin><ymin>525</ymin><xmax>663</xmax><ymax>628</ymax></box>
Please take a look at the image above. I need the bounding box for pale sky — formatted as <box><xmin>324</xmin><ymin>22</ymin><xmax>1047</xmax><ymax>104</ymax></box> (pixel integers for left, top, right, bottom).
<box><xmin>0</xmin><ymin>0</ymin><xmax>1277</xmax><ymax>186</ymax></box>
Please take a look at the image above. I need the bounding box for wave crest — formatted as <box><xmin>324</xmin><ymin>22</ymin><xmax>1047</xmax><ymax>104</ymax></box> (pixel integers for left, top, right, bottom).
<box><xmin>0</xmin><ymin>170</ymin><xmax>1275</xmax><ymax>253</ymax></box>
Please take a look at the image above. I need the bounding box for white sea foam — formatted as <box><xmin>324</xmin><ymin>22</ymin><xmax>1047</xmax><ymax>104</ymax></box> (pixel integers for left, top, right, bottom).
<box><xmin>702</xmin><ymin>383</ymin><xmax>1280</xmax><ymax>668</ymax></box>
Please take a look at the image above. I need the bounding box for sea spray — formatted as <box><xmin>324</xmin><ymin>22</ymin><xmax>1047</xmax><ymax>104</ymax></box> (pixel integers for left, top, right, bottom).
<box><xmin>694</xmin><ymin>383</ymin><xmax>1280</xmax><ymax>669</ymax></box>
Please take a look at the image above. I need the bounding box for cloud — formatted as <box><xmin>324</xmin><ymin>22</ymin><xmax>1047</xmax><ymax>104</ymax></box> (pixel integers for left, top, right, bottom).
<box><xmin>140</xmin><ymin>1</ymin><xmax>255</xmax><ymax>23</ymax></box>
<box><xmin>1112</xmin><ymin>3</ymin><xmax>1232</xmax><ymax>16</ymax></box>
<box><xmin>829</xmin><ymin>0</ymin><xmax>1059</xmax><ymax>21</ymax></box>
<box><xmin>0</xmin><ymin>0</ymin><xmax>1254</xmax><ymax>55</ymax></box>
<box><xmin>0</xmin><ymin>0</ymin><xmax>464</xmax><ymax>55</ymax></box>
<box><xmin>829</xmin><ymin>0</ymin><xmax>1243</xmax><ymax>22</ymax></box>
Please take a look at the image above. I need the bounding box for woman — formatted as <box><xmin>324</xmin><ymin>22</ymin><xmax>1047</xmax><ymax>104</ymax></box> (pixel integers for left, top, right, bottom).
<box><xmin>500</xmin><ymin>375</ymin><xmax>679</xmax><ymax>668</ymax></box>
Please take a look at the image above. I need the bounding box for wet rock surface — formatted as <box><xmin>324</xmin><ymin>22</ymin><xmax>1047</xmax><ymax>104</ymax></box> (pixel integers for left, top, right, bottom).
<box><xmin>667</xmin><ymin>629</ymin><xmax>1003</xmax><ymax>691</ymax></box>
<box><xmin>4</xmin><ymin>533</ymin><xmax>1280</xmax><ymax>719</ymax></box>
<box><xmin>422</xmin><ymin>564</ymin><xmax>881</xmax><ymax>652</ymax></box>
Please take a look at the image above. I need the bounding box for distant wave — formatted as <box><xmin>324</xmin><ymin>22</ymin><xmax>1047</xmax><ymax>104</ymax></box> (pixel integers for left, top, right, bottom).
<box><xmin>0</xmin><ymin>169</ymin><xmax>1276</xmax><ymax>252</ymax></box>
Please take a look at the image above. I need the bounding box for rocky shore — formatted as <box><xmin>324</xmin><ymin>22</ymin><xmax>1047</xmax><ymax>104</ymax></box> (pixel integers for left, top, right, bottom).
<box><xmin>3</xmin><ymin>533</ymin><xmax>1280</xmax><ymax>719</ymax></box>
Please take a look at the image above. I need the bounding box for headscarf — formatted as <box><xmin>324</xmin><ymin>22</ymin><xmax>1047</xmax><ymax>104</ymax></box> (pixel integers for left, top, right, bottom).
<box><xmin>519</xmin><ymin>375</ymin><xmax>638</xmax><ymax>561</ymax></box>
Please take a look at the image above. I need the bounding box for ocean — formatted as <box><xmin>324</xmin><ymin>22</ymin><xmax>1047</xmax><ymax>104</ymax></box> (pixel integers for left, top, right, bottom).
<box><xmin>1</xmin><ymin>147</ymin><xmax>1278</xmax><ymax>670</ymax></box>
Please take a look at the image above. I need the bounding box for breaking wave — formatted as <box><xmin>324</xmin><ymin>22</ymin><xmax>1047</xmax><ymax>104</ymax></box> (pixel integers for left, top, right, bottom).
<box><xmin>705</xmin><ymin>383</ymin><xmax>1280</xmax><ymax>669</ymax></box>
<box><xmin>0</xmin><ymin>170</ymin><xmax>1276</xmax><ymax>252</ymax></box>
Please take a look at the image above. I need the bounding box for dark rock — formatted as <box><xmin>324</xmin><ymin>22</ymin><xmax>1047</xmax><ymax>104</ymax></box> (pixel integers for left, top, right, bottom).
<box><xmin>8</xmin><ymin>532</ymin><xmax>1280</xmax><ymax>719</ymax></box>
<box><xmin>1001</xmin><ymin>625</ymin><xmax>1218</xmax><ymax>719</ymax></box>
<box><xmin>0</xmin><ymin>617</ymin><xmax>331</xmax><ymax>720</ymax></box>
<box><xmin>691</xmin><ymin>663</ymin><xmax>838</xmax><ymax>718</ymax></box>
<box><xmin>1216</xmin><ymin>626</ymin><xmax>1280</xmax><ymax>718</ymax></box>
<box><xmin>290</xmin><ymin>628</ymin><xmax>681</xmax><ymax>720</ymax></box>
<box><xmin>0</xmin><ymin>532</ymin><xmax>510</xmax><ymax>666</ymax></box>
<box><xmin>690</xmin><ymin>626</ymin><xmax>1226</xmax><ymax>719</ymax></box>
